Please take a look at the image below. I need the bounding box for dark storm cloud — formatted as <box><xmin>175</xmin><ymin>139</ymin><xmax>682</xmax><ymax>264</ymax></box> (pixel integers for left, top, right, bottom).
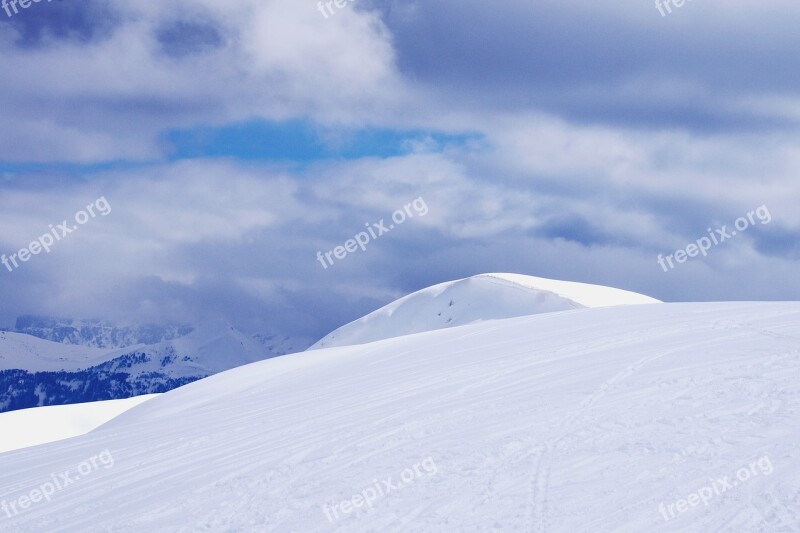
<box><xmin>376</xmin><ymin>0</ymin><xmax>800</xmax><ymax>131</ymax></box>
<box><xmin>537</xmin><ymin>215</ymin><xmax>621</xmax><ymax>247</ymax></box>
<box><xmin>155</xmin><ymin>19</ymin><xmax>225</xmax><ymax>58</ymax></box>
<box><xmin>752</xmin><ymin>227</ymin><xmax>800</xmax><ymax>260</ymax></box>
<box><xmin>1</xmin><ymin>0</ymin><xmax>120</xmax><ymax>47</ymax></box>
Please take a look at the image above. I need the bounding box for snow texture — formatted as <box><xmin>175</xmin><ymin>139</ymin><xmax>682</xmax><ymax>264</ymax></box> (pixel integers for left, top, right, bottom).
<box><xmin>310</xmin><ymin>273</ymin><xmax>660</xmax><ymax>349</ymax></box>
<box><xmin>1</xmin><ymin>301</ymin><xmax>798</xmax><ymax>532</ymax></box>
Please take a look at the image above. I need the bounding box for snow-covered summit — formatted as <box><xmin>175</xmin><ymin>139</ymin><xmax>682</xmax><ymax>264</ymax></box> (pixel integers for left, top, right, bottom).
<box><xmin>309</xmin><ymin>273</ymin><xmax>660</xmax><ymax>349</ymax></box>
<box><xmin>141</xmin><ymin>318</ymin><xmax>271</xmax><ymax>376</ymax></box>
<box><xmin>483</xmin><ymin>273</ymin><xmax>661</xmax><ymax>307</ymax></box>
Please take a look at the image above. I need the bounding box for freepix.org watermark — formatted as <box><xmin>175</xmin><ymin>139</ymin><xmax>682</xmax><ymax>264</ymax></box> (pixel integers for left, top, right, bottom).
<box><xmin>322</xmin><ymin>457</ymin><xmax>438</xmax><ymax>523</ymax></box>
<box><xmin>657</xmin><ymin>455</ymin><xmax>773</xmax><ymax>521</ymax></box>
<box><xmin>316</xmin><ymin>197</ymin><xmax>428</xmax><ymax>270</ymax></box>
<box><xmin>655</xmin><ymin>0</ymin><xmax>694</xmax><ymax>17</ymax></box>
<box><xmin>1</xmin><ymin>196</ymin><xmax>111</xmax><ymax>274</ymax></box>
<box><xmin>1</xmin><ymin>449</ymin><xmax>114</xmax><ymax>520</ymax></box>
<box><xmin>2</xmin><ymin>0</ymin><xmax>55</xmax><ymax>19</ymax></box>
<box><xmin>657</xmin><ymin>205</ymin><xmax>771</xmax><ymax>272</ymax></box>
<box><xmin>317</xmin><ymin>0</ymin><xmax>356</xmax><ymax>19</ymax></box>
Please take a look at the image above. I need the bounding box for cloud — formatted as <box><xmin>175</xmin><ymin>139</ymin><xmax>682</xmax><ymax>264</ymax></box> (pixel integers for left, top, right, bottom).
<box><xmin>1</xmin><ymin>0</ymin><xmax>800</xmax><ymax>344</ymax></box>
<box><xmin>1</xmin><ymin>122</ymin><xmax>799</xmax><ymax>340</ymax></box>
<box><xmin>2</xmin><ymin>0</ymin><xmax>119</xmax><ymax>48</ymax></box>
<box><xmin>154</xmin><ymin>19</ymin><xmax>225</xmax><ymax>59</ymax></box>
<box><xmin>0</xmin><ymin>0</ymin><xmax>403</xmax><ymax>163</ymax></box>
<box><xmin>376</xmin><ymin>0</ymin><xmax>800</xmax><ymax>130</ymax></box>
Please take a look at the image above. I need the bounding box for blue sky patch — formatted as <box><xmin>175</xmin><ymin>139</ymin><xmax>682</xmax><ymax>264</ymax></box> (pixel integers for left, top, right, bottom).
<box><xmin>161</xmin><ymin>120</ymin><xmax>483</xmax><ymax>162</ymax></box>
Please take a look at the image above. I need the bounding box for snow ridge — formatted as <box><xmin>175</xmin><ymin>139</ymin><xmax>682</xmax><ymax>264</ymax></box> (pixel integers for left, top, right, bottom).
<box><xmin>310</xmin><ymin>273</ymin><xmax>660</xmax><ymax>349</ymax></box>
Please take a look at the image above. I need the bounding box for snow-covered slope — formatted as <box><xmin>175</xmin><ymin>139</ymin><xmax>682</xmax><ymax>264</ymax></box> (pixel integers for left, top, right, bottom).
<box><xmin>2</xmin><ymin>302</ymin><xmax>798</xmax><ymax>532</ymax></box>
<box><xmin>0</xmin><ymin>396</ymin><xmax>158</xmax><ymax>454</ymax></box>
<box><xmin>0</xmin><ymin>331</ymin><xmax>110</xmax><ymax>372</ymax></box>
<box><xmin>310</xmin><ymin>273</ymin><xmax>660</xmax><ymax>349</ymax></box>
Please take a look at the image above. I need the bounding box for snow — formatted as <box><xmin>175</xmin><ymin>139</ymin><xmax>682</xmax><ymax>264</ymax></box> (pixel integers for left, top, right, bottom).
<box><xmin>483</xmin><ymin>273</ymin><xmax>662</xmax><ymax>307</ymax></box>
<box><xmin>9</xmin><ymin>316</ymin><xmax>194</xmax><ymax>349</ymax></box>
<box><xmin>0</xmin><ymin>319</ymin><xmax>273</xmax><ymax>377</ymax></box>
<box><xmin>163</xmin><ymin>319</ymin><xmax>274</xmax><ymax>374</ymax></box>
<box><xmin>310</xmin><ymin>273</ymin><xmax>660</xmax><ymax>349</ymax></box>
<box><xmin>0</xmin><ymin>396</ymin><xmax>158</xmax><ymax>455</ymax></box>
<box><xmin>1</xmin><ymin>301</ymin><xmax>798</xmax><ymax>532</ymax></box>
<box><xmin>0</xmin><ymin>331</ymin><xmax>110</xmax><ymax>372</ymax></box>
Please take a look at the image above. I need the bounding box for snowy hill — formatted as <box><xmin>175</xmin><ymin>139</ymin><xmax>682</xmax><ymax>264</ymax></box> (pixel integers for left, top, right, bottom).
<box><xmin>0</xmin><ymin>321</ymin><xmax>275</xmax><ymax>413</ymax></box>
<box><xmin>0</xmin><ymin>331</ymin><xmax>110</xmax><ymax>372</ymax></box>
<box><xmin>2</xmin><ymin>302</ymin><xmax>798</xmax><ymax>531</ymax></box>
<box><xmin>0</xmin><ymin>396</ymin><xmax>157</xmax><ymax>454</ymax></box>
<box><xmin>310</xmin><ymin>273</ymin><xmax>660</xmax><ymax>349</ymax></box>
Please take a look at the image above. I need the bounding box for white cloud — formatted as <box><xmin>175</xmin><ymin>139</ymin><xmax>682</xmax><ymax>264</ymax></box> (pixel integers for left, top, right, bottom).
<box><xmin>0</xmin><ymin>0</ymin><xmax>404</xmax><ymax>162</ymax></box>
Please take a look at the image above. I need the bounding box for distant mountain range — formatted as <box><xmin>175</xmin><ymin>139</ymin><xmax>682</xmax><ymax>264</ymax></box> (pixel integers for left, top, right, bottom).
<box><xmin>0</xmin><ymin>317</ymin><xmax>311</xmax><ymax>413</ymax></box>
<box><xmin>9</xmin><ymin>315</ymin><xmax>195</xmax><ymax>349</ymax></box>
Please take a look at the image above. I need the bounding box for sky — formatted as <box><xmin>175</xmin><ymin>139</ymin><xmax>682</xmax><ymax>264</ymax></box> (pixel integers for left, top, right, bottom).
<box><xmin>1</xmin><ymin>0</ymin><xmax>799</xmax><ymax>344</ymax></box>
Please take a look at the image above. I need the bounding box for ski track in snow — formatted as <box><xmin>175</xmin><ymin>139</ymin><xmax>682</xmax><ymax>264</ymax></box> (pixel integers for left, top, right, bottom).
<box><xmin>1</xmin><ymin>303</ymin><xmax>800</xmax><ymax>532</ymax></box>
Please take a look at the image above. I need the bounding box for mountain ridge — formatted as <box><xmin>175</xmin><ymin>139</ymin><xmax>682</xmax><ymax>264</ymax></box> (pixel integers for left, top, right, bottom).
<box><xmin>0</xmin><ymin>320</ymin><xmax>278</xmax><ymax>413</ymax></box>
